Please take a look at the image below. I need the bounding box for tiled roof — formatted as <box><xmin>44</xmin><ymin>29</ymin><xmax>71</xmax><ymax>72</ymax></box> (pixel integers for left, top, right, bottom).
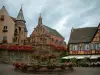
<box><xmin>44</xmin><ymin>25</ymin><xmax>64</xmax><ymax>38</ymax></box>
<box><xmin>68</xmin><ymin>27</ymin><xmax>97</xmax><ymax>43</ymax></box>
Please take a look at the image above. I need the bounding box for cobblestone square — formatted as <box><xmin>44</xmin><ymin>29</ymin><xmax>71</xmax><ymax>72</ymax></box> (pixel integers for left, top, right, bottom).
<box><xmin>0</xmin><ymin>64</ymin><xmax>100</xmax><ymax>75</ymax></box>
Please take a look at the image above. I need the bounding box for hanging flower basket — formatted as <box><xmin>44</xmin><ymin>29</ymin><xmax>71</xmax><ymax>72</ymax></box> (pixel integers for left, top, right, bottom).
<box><xmin>1</xmin><ymin>45</ymin><xmax>7</xmax><ymax>49</ymax></box>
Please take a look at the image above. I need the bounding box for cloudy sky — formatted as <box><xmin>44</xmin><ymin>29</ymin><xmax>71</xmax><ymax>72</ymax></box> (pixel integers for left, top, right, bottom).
<box><xmin>0</xmin><ymin>0</ymin><xmax>100</xmax><ymax>43</ymax></box>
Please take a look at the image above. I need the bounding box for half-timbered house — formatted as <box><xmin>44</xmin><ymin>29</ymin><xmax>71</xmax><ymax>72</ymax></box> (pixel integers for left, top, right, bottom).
<box><xmin>68</xmin><ymin>23</ymin><xmax>100</xmax><ymax>59</ymax></box>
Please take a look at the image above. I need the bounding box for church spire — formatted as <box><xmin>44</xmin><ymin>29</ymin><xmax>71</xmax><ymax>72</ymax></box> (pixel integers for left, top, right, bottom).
<box><xmin>38</xmin><ymin>13</ymin><xmax>42</xmax><ymax>25</ymax></box>
<box><xmin>16</xmin><ymin>6</ymin><xmax>25</xmax><ymax>23</ymax></box>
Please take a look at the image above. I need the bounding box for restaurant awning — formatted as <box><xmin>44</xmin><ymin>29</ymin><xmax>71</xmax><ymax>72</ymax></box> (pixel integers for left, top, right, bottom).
<box><xmin>90</xmin><ymin>55</ymin><xmax>100</xmax><ymax>59</ymax></box>
<box><xmin>62</xmin><ymin>56</ymin><xmax>76</xmax><ymax>59</ymax></box>
<box><xmin>76</xmin><ymin>55</ymin><xmax>90</xmax><ymax>59</ymax></box>
<box><xmin>62</xmin><ymin>55</ymin><xmax>91</xmax><ymax>59</ymax></box>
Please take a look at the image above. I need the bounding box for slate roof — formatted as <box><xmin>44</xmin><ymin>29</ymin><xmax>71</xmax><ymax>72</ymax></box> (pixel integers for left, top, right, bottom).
<box><xmin>43</xmin><ymin>25</ymin><xmax>64</xmax><ymax>38</ymax></box>
<box><xmin>68</xmin><ymin>27</ymin><xmax>97</xmax><ymax>44</ymax></box>
<box><xmin>10</xmin><ymin>16</ymin><xmax>27</xmax><ymax>32</ymax></box>
<box><xmin>16</xmin><ymin>7</ymin><xmax>25</xmax><ymax>22</ymax></box>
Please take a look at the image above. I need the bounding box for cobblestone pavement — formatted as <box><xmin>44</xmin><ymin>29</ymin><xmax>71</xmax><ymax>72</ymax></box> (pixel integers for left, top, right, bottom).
<box><xmin>0</xmin><ymin>64</ymin><xmax>100</xmax><ymax>75</ymax></box>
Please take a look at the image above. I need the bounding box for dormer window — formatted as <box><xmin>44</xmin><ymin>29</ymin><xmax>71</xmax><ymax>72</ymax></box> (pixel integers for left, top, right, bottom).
<box><xmin>0</xmin><ymin>15</ymin><xmax>4</xmax><ymax>21</ymax></box>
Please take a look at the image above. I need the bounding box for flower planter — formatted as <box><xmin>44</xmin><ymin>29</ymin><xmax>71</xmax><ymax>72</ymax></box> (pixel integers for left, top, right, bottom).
<box><xmin>39</xmin><ymin>66</ymin><xmax>48</xmax><ymax>72</ymax></box>
<box><xmin>2</xmin><ymin>40</ymin><xmax>7</xmax><ymax>43</ymax></box>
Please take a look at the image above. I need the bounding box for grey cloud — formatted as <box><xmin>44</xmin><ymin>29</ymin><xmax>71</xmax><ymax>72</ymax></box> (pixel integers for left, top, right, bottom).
<box><xmin>0</xmin><ymin>0</ymin><xmax>100</xmax><ymax>43</ymax></box>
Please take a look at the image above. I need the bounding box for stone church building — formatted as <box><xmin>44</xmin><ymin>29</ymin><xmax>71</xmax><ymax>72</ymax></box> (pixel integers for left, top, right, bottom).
<box><xmin>0</xmin><ymin>6</ymin><xmax>67</xmax><ymax>64</ymax></box>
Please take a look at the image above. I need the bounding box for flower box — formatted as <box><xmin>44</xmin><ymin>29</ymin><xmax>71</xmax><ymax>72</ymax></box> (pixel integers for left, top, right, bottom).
<box><xmin>2</xmin><ymin>40</ymin><xmax>7</xmax><ymax>43</ymax></box>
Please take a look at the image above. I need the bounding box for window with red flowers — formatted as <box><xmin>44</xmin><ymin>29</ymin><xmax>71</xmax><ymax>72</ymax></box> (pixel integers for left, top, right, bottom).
<box><xmin>2</xmin><ymin>36</ymin><xmax>7</xmax><ymax>43</ymax></box>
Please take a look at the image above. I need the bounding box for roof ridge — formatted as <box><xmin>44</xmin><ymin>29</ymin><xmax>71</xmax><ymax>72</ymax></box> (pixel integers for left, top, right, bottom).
<box><xmin>43</xmin><ymin>25</ymin><xmax>64</xmax><ymax>38</ymax></box>
<box><xmin>43</xmin><ymin>25</ymin><xmax>55</xmax><ymax>30</ymax></box>
<box><xmin>69</xmin><ymin>27</ymin><xmax>97</xmax><ymax>43</ymax></box>
<box><xmin>74</xmin><ymin>27</ymin><xmax>97</xmax><ymax>30</ymax></box>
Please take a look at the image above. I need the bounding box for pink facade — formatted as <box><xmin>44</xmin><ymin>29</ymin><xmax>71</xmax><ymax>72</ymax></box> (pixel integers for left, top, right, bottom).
<box><xmin>30</xmin><ymin>15</ymin><xmax>66</xmax><ymax>50</ymax></box>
